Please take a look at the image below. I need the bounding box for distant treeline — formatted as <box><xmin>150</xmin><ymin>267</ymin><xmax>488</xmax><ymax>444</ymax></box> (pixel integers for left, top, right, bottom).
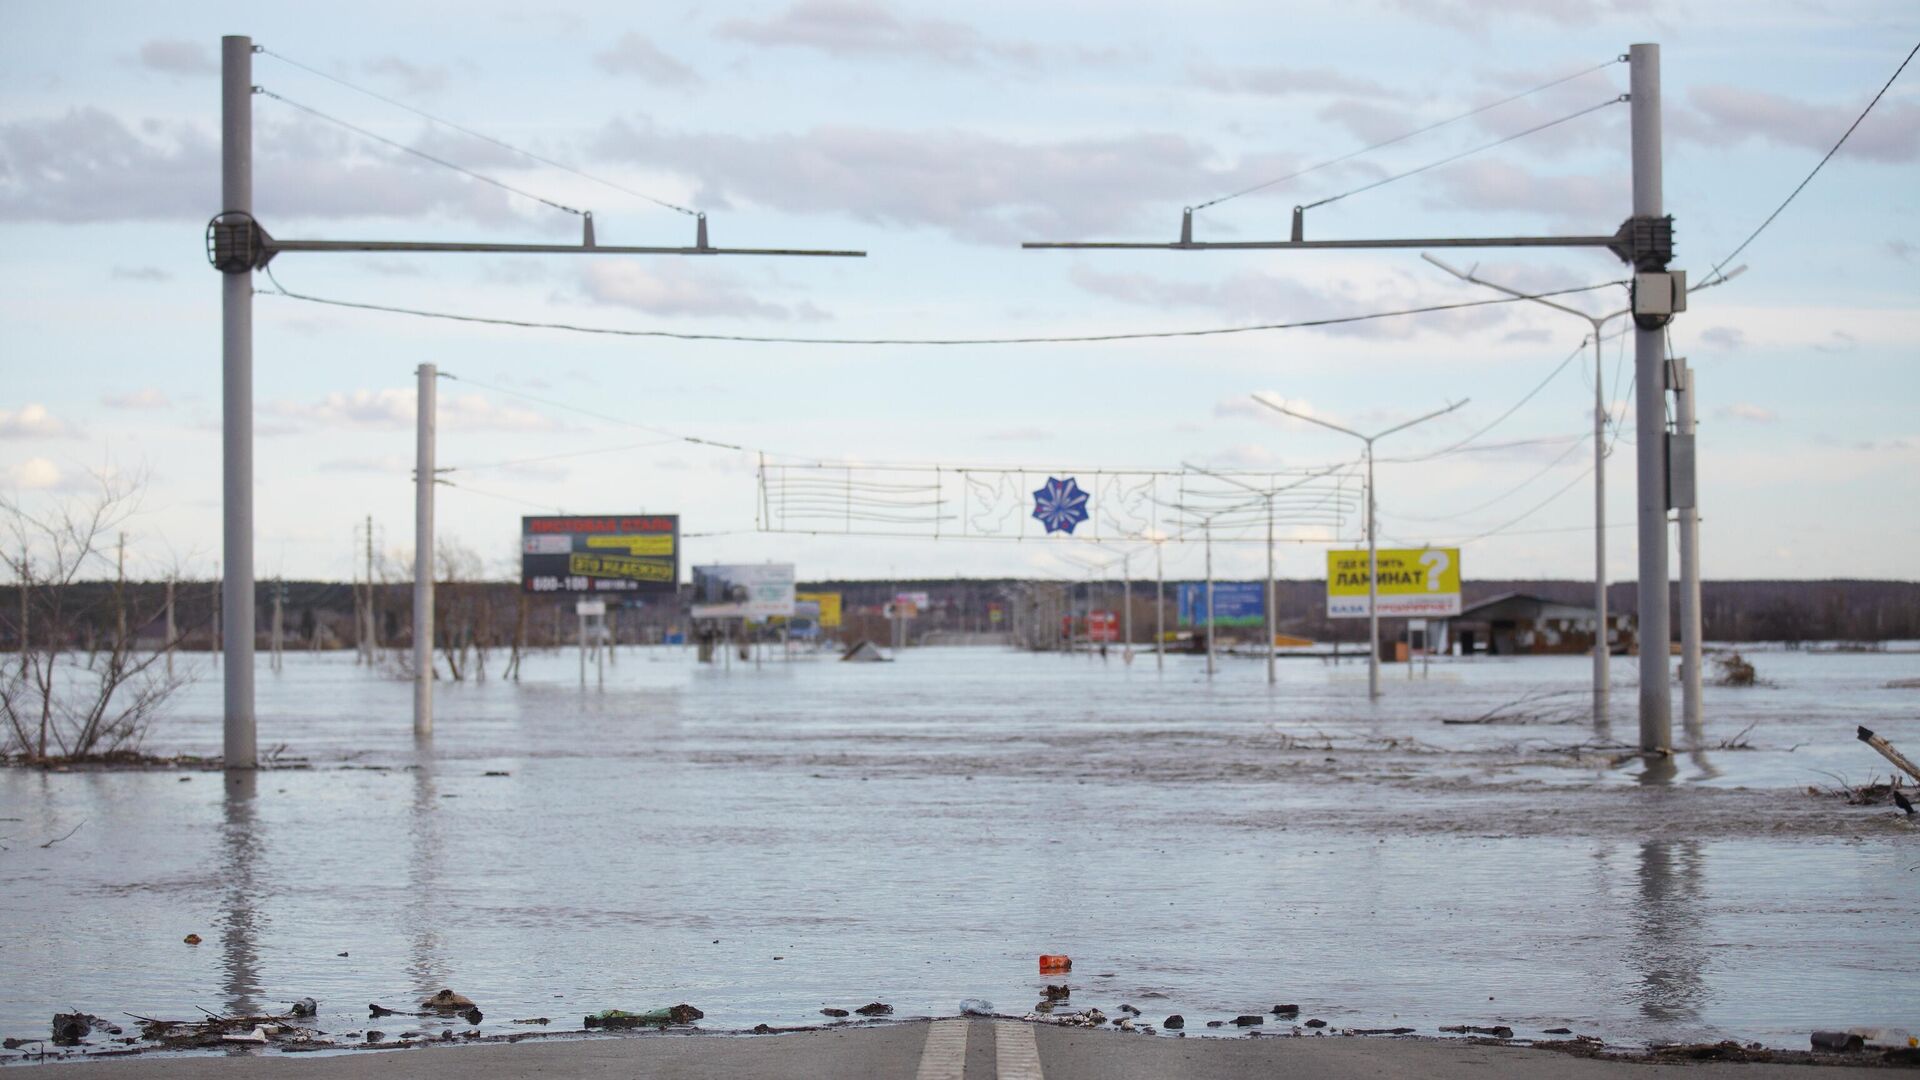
<box><xmin>2</xmin><ymin>577</ymin><xmax>1916</xmax><ymax>649</ymax></box>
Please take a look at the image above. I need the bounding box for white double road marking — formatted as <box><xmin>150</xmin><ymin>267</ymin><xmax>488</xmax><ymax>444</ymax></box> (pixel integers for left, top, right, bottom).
<box><xmin>915</xmin><ymin>1019</ymin><xmax>969</xmax><ymax>1080</ymax></box>
<box><xmin>913</xmin><ymin>1018</ymin><xmax>1045</xmax><ymax>1080</ymax></box>
<box><xmin>993</xmin><ymin>1020</ymin><xmax>1044</xmax><ymax>1080</ymax></box>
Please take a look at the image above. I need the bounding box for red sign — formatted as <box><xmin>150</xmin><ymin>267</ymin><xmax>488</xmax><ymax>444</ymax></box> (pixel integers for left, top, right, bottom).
<box><xmin>1087</xmin><ymin>611</ymin><xmax>1120</xmax><ymax>643</ymax></box>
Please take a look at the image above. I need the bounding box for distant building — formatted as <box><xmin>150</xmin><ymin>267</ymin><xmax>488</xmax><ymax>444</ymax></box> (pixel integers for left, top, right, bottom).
<box><xmin>1441</xmin><ymin>592</ymin><xmax>1636</xmax><ymax>656</ymax></box>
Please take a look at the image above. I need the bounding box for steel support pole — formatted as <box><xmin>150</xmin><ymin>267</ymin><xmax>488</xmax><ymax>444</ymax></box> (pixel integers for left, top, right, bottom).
<box><xmin>1205</xmin><ymin>523</ymin><xmax>1216</xmax><ymax>678</ymax></box>
<box><xmin>1366</xmin><ymin>442</ymin><xmax>1381</xmax><ymax>701</ymax></box>
<box><xmin>220</xmin><ymin>35</ymin><xmax>256</xmax><ymax>770</ymax></box>
<box><xmin>413</xmin><ymin>363</ymin><xmax>436</xmax><ymax>737</ymax></box>
<box><xmin>1593</xmin><ymin>328</ymin><xmax>1610</xmax><ymax>724</ymax></box>
<box><xmin>1122</xmin><ymin>553</ymin><xmax>1132</xmax><ymax>661</ymax></box>
<box><xmin>1673</xmin><ymin>359</ymin><xmax>1703</xmax><ymax>733</ymax></box>
<box><xmin>1155</xmin><ymin>543</ymin><xmax>1164</xmax><ymax>672</ymax></box>
<box><xmin>1265</xmin><ymin>496</ymin><xmax>1276</xmax><ymax>685</ymax></box>
<box><xmin>1630</xmin><ymin>42</ymin><xmax>1672</xmax><ymax>753</ymax></box>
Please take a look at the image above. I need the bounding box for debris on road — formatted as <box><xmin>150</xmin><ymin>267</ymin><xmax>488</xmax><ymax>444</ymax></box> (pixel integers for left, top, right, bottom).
<box><xmin>819</xmin><ymin>1008</ymin><xmax>849</xmax><ymax>1018</ymax></box>
<box><xmin>1652</xmin><ymin>1040</ymin><xmax>1774</xmax><ymax>1062</ymax></box>
<box><xmin>1038</xmin><ymin>954</ymin><xmax>1072</xmax><ymax>975</ymax></box>
<box><xmin>854</xmin><ymin>1003</ymin><xmax>892</xmax><ymax>1017</ymax></box>
<box><xmin>1811</xmin><ymin>1031</ymin><xmax>1864</xmax><ymax>1052</ymax></box>
<box><xmin>583</xmin><ymin>1005</ymin><xmax>703</xmax><ymax>1028</ymax></box>
<box><xmin>959</xmin><ymin>999</ymin><xmax>995</xmax><ymax>1016</ymax></box>
<box><xmin>1271</xmin><ymin>1004</ymin><xmax>1300</xmax><ymax>1017</ymax></box>
<box><xmin>1858</xmin><ymin>726</ymin><xmax>1920</xmax><ymax>784</ymax></box>
<box><xmin>1441</xmin><ymin>1024</ymin><xmax>1514</xmax><ymax>1039</ymax></box>
<box><xmin>1042</xmin><ymin>984</ymin><xmax>1070</xmax><ymax>1001</ymax></box>
<box><xmin>1163</xmin><ymin>1015</ymin><xmax>1184</xmax><ymax>1029</ymax></box>
<box><xmin>288</xmin><ymin>998</ymin><xmax>317</xmax><ymax>1018</ymax></box>
<box><xmin>1713</xmin><ymin>652</ymin><xmax>1758</xmax><ymax>687</ymax></box>
<box><xmin>1350</xmin><ymin>1027</ymin><xmax>1417</xmax><ymax>1035</ymax></box>
<box><xmin>420</xmin><ymin>989</ymin><xmax>476</xmax><ymax>1012</ymax></box>
<box><xmin>369</xmin><ymin>1003</ymin><xmax>399</xmax><ymax>1017</ymax></box>
<box><xmin>182</xmin><ymin>934</ymin><xmax>201</xmax><ymax>946</ymax></box>
<box><xmin>1232</xmin><ymin>1015</ymin><xmax>1264</xmax><ymax>1026</ymax></box>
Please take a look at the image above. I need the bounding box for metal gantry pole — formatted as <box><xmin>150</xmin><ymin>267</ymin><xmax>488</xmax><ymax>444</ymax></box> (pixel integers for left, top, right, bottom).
<box><xmin>1265</xmin><ymin>494</ymin><xmax>1276</xmax><ymax>686</ymax></box>
<box><xmin>1365</xmin><ymin>440</ymin><xmax>1381</xmax><ymax>701</ymax></box>
<box><xmin>412</xmin><ymin>362</ymin><xmax>436</xmax><ymax>738</ymax></box>
<box><xmin>220</xmin><ymin>35</ymin><xmax>257</xmax><ymax>769</ymax></box>
<box><xmin>1122</xmin><ymin>553</ymin><xmax>1133</xmax><ymax>662</ymax></box>
<box><xmin>1672</xmin><ymin>358</ymin><xmax>1703</xmax><ymax>732</ymax></box>
<box><xmin>1204</xmin><ymin>522</ymin><xmax>1216</xmax><ymax>678</ymax></box>
<box><xmin>1154</xmin><ymin>542</ymin><xmax>1165</xmax><ymax>672</ymax></box>
<box><xmin>1630</xmin><ymin>42</ymin><xmax>1673</xmax><ymax>753</ymax></box>
<box><xmin>1592</xmin><ymin>329</ymin><xmax>1610</xmax><ymax>722</ymax></box>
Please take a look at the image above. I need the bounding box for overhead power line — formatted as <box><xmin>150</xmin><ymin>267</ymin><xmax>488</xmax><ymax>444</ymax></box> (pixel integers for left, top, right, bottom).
<box><xmin>259</xmin><ymin>46</ymin><xmax>700</xmax><ymax>217</ymax></box>
<box><xmin>1301</xmin><ymin>96</ymin><xmax>1627</xmax><ymax>212</ymax></box>
<box><xmin>256</xmin><ymin>269</ymin><xmax>1624</xmax><ymax>347</ymax></box>
<box><xmin>1194</xmin><ymin>55</ymin><xmax>1624</xmax><ymax>212</ymax></box>
<box><xmin>1707</xmin><ymin>39</ymin><xmax>1919</xmax><ymax>278</ymax></box>
<box><xmin>256</xmin><ymin>88</ymin><xmax>587</xmax><ymax>217</ymax></box>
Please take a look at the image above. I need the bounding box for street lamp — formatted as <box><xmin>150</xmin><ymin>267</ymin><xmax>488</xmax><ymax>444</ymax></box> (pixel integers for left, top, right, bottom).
<box><xmin>1421</xmin><ymin>255</ymin><xmax>1743</xmax><ymax>726</ymax></box>
<box><xmin>1252</xmin><ymin>396</ymin><xmax>1466</xmax><ymax>701</ymax></box>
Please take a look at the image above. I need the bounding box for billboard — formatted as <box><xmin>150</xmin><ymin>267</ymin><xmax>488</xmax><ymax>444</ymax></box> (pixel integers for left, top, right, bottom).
<box><xmin>1326</xmin><ymin>548</ymin><xmax>1461</xmax><ymax>618</ymax></box>
<box><xmin>1087</xmin><ymin>611</ymin><xmax>1120</xmax><ymax>642</ymax></box>
<box><xmin>796</xmin><ymin>591</ymin><xmax>842</xmax><ymax>629</ymax></box>
<box><xmin>522</xmin><ymin>515</ymin><xmax>678</xmax><ymax>594</ymax></box>
<box><xmin>1177</xmin><ymin>582</ymin><xmax>1266</xmax><ymax>627</ymax></box>
<box><xmin>691</xmin><ymin>564</ymin><xmax>796</xmax><ymax>619</ymax></box>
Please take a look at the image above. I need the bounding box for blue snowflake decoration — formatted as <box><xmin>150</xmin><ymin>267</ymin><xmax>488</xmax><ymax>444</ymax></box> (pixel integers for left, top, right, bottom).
<box><xmin>1032</xmin><ymin>476</ymin><xmax>1091</xmax><ymax>535</ymax></box>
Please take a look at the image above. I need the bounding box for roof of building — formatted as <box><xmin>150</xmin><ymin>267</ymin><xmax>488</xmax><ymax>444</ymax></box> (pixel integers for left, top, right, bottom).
<box><xmin>1453</xmin><ymin>592</ymin><xmax>1598</xmax><ymax>621</ymax></box>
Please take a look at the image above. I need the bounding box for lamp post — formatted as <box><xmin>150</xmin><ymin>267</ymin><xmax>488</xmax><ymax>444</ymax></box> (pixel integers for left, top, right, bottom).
<box><xmin>1252</xmin><ymin>397</ymin><xmax>1466</xmax><ymax>700</ymax></box>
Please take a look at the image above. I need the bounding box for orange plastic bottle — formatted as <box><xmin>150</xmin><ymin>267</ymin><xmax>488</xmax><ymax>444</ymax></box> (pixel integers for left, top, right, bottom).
<box><xmin>1038</xmin><ymin>954</ymin><xmax>1072</xmax><ymax>975</ymax></box>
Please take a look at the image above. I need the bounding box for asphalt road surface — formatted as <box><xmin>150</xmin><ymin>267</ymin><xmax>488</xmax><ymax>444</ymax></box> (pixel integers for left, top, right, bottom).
<box><xmin>36</xmin><ymin>1021</ymin><xmax>1892</xmax><ymax>1078</ymax></box>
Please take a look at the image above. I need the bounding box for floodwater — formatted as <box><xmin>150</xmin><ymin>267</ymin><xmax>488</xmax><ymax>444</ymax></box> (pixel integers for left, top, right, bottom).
<box><xmin>2</xmin><ymin>643</ymin><xmax>1917</xmax><ymax>1056</ymax></box>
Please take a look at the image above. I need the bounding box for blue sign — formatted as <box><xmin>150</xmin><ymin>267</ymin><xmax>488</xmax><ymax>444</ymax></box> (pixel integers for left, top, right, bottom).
<box><xmin>1031</xmin><ymin>476</ymin><xmax>1091</xmax><ymax>535</ymax></box>
<box><xmin>1178</xmin><ymin>582</ymin><xmax>1267</xmax><ymax>627</ymax></box>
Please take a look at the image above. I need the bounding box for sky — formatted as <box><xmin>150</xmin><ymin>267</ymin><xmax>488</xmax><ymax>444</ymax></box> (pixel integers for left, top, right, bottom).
<box><xmin>2</xmin><ymin>0</ymin><xmax>1917</xmax><ymax>587</ymax></box>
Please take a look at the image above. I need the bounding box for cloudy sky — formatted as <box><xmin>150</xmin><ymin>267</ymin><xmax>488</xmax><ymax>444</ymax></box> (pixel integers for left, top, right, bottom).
<box><xmin>2</xmin><ymin>0</ymin><xmax>1916</xmax><ymax>586</ymax></box>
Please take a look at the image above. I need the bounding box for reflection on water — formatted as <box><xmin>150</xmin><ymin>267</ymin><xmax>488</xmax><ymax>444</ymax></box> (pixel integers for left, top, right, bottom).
<box><xmin>220</xmin><ymin>770</ymin><xmax>262</xmax><ymax>1020</ymax></box>
<box><xmin>1632</xmin><ymin>841</ymin><xmax>1708</xmax><ymax>1026</ymax></box>
<box><xmin>408</xmin><ymin>760</ymin><xmax>452</xmax><ymax>998</ymax></box>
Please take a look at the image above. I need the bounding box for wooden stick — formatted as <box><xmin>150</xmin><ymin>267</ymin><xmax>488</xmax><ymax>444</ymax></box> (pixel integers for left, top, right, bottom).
<box><xmin>1858</xmin><ymin>726</ymin><xmax>1920</xmax><ymax>784</ymax></box>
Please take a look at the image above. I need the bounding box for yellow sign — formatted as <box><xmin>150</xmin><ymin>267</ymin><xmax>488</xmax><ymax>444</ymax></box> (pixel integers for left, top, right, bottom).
<box><xmin>1326</xmin><ymin>548</ymin><xmax>1461</xmax><ymax>618</ymax></box>
<box><xmin>796</xmin><ymin>591</ymin><xmax>842</xmax><ymax>628</ymax></box>
<box><xmin>586</xmin><ymin>534</ymin><xmax>676</xmax><ymax>557</ymax></box>
<box><xmin>569</xmin><ymin>552</ymin><xmax>677</xmax><ymax>583</ymax></box>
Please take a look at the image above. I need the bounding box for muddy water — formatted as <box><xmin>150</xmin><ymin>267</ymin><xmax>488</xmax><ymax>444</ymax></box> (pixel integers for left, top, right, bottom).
<box><xmin>2</xmin><ymin>645</ymin><xmax>1916</xmax><ymax>1053</ymax></box>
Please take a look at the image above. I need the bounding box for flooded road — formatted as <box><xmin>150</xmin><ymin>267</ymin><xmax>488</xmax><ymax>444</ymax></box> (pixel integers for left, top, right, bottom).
<box><xmin>2</xmin><ymin>645</ymin><xmax>1916</xmax><ymax>1053</ymax></box>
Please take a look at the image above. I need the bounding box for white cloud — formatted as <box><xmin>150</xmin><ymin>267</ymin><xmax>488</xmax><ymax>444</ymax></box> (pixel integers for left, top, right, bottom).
<box><xmin>5</xmin><ymin>457</ymin><xmax>63</xmax><ymax>490</ymax></box>
<box><xmin>1718</xmin><ymin>402</ymin><xmax>1779</xmax><ymax>423</ymax></box>
<box><xmin>1697</xmin><ymin>326</ymin><xmax>1745</xmax><ymax>351</ymax></box>
<box><xmin>0</xmin><ymin>403</ymin><xmax>75</xmax><ymax>438</ymax></box>
<box><xmin>593</xmin><ymin>33</ymin><xmax>701</xmax><ymax>86</ymax></box>
<box><xmin>719</xmin><ymin>1</ymin><xmax>1038</xmax><ymax>66</ymax></box>
<box><xmin>134</xmin><ymin>39</ymin><xmax>216</xmax><ymax>76</ymax></box>
<box><xmin>362</xmin><ymin>56</ymin><xmax>450</xmax><ymax>96</ymax></box>
<box><xmin>576</xmin><ymin>262</ymin><xmax>829</xmax><ymax>321</ymax></box>
<box><xmin>1674</xmin><ymin>84</ymin><xmax>1920</xmax><ymax>164</ymax></box>
<box><xmin>101</xmin><ymin>388</ymin><xmax>172</xmax><ymax>411</ymax></box>
<box><xmin>262</xmin><ymin>389</ymin><xmax>558</xmax><ymax>434</ymax></box>
<box><xmin>1190</xmin><ymin>64</ymin><xmax>1396</xmax><ymax>99</ymax></box>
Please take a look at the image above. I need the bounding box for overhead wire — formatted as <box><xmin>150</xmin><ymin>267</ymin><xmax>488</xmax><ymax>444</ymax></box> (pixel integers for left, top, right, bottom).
<box><xmin>258</xmin><ymin>45</ymin><xmax>701</xmax><ymax>218</ymax></box>
<box><xmin>256</xmin><ymin>268</ymin><xmax>1626</xmax><ymax>346</ymax></box>
<box><xmin>255</xmin><ymin>88</ymin><xmax>587</xmax><ymax>218</ymax></box>
<box><xmin>1377</xmin><ymin>336</ymin><xmax>1594</xmax><ymax>463</ymax></box>
<box><xmin>1301</xmin><ymin>96</ymin><xmax>1627</xmax><ymax>211</ymax></box>
<box><xmin>1193</xmin><ymin>55</ymin><xmax>1624</xmax><ymax>212</ymax></box>
<box><xmin>1706</xmin><ymin>40</ymin><xmax>1919</xmax><ymax>279</ymax></box>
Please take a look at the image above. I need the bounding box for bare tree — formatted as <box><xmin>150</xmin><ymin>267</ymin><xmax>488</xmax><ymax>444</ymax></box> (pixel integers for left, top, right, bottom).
<box><xmin>1</xmin><ymin>470</ymin><xmax>196</xmax><ymax>762</ymax></box>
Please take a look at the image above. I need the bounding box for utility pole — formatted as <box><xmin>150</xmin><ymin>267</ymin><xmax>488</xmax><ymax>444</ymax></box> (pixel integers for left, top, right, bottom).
<box><xmin>270</xmin><ymin>578</ymin><xmax>283</xmax><ymax>672</ymax></box>
<box><xmin>1629</xmin><ymin>42</ymin><xmax>1673</xmax><ymax>754</ymax></box>
<box><xmin>1025</xmin><ymin>41</ymin><xmax>1681</xmax><ymax>738</ymax></box>
<box><xmin>1670</xmin><ymin>356</ymin><xmax>1703</xmax><ymax>732</ymax></box>
<box><xmin>219</xmin><ymin>36</ymin><xmax>256</xmax><ymax>769</ymax></box>
<box><xmin>1253</xmin><ymin>399</ymin><xmax>1464</xmax><ymax>700</ymax></box>
<box><xmin>1154</xmin><ymin>541</ymin><xmax>1164</xmax><ymax>673</ymax></box>
<box><xmin>1421</xmin><ymin>255</ymin><xmax>1741</xmax><ymax>726</ymax></box>
<box><xmin>1121</xmin><ymin>552</ymin><xmax>1133</xmax><ymax>664</ymax></box>
<box><xmin>413</xmin><ymin>362</ymin><xmax>436</xmax><ymax>737</ymax></box>
<box><xmin>208</xmin><ymin>33</ymin><xmax>864</xmax><ymax>770</ymax></box>
<box><xmin>1204</xmin><ymin>520</ymin><xmax>1216</xmax><ymax>678</ymax></box>
<box><xmin>165</xmin><ymin>576</ymin><xmax>176</xmax><ymax>677</ymax></box>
